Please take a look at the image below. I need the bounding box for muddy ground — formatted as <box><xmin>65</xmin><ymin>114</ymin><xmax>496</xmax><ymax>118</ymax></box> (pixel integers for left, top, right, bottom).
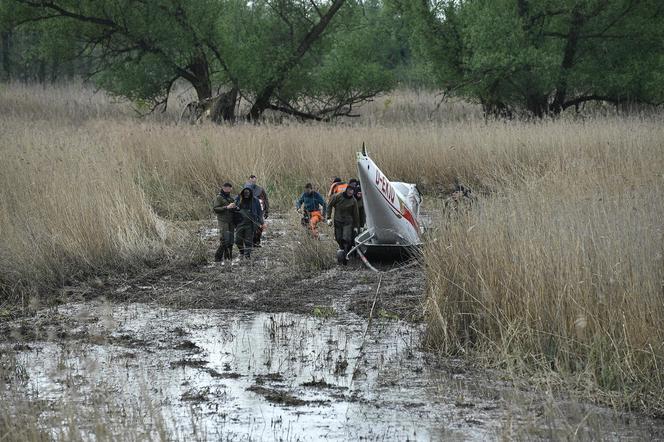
<box><xmin>2</xmin><ymin>215</ymin><xmax>664</xmax><ymax>440</ymax></box>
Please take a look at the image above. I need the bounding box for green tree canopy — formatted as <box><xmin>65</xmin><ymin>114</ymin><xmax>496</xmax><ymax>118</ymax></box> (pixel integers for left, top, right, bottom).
<box><xmin>2</xmin><ymin>0</ymin><xmax>395</xmax><ymax>121</ymax></box>
<box><xmin>400</xmin><ymin>0</ymin><xmax>664</xmax><ymax>117</ymax></box>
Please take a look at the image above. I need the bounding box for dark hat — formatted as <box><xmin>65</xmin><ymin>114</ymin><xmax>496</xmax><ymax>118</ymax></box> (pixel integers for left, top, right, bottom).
<box><xmin>348</xmin><ymin>178</ymin><xmax>359</xmax><ymax>186</ymax></box>
<box><xmin>222</xmin><ymin>182</ymin><xmax>233</xmax><ymax>187</ymax></box>
<box><xmin>304</xmin><ymin>183</ymin><xmax>313</xmax><ymax>189</ymax></box>
<box><xmin>332</xmin><ymin>177</ymin><xmax>341</xmax><ymax>183</ymax></box>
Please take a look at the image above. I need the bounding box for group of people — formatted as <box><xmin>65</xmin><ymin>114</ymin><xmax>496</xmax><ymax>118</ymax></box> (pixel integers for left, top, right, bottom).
<box><xmin>296</xmin><ymin>177</ymin><xmax>365</xmax><ymax>264</ymax></box>
<box><xmin>212</xmin><ymin>175</ymin><xmax>269</xmax><ymax>263</ymax></box>
<box><xmin>213</xmin><ymin>175</ymin><xmax>365</xmax><ymax>265</ymax></box>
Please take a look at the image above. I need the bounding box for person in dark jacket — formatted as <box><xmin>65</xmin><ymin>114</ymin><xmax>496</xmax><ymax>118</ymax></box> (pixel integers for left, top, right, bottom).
<box><xmin>234</xmin><ymin>186</ymin><xmax>264</xmax><ymax>259</ymax></box>
<box><xmin>348</xmin><ymin>178</ymin><xmax>365</xmax><ymax>229</ymax></box>
<box><xmin>326</xmin><ymin>186</ymin><xmax>359</xmax><ymax>264</ymax></box>
<box><xmin>212</xmin><ymin>182</ymin><xmax>237</xmax><ymax>262</ymax></box>
<box><xmin>244</xmin><ymin>174</ymin><xmax>269</xmax><ymax>247</ymax></box>
<box><xmin>296</xmin><ymin>183</ymin><xmax>327</xmax><ymax>239</ymax></box>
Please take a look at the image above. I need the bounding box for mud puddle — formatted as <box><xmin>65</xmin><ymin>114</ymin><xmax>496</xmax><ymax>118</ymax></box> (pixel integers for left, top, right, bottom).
<box><xmin>3</xmin><ymin>301</ymin><xmax>663</xmax><ymax>441</ymax></box>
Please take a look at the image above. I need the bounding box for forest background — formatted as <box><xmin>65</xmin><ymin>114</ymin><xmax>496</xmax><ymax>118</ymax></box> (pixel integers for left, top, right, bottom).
<box><xmin>1</xmin><ymin>0</ymin><xmax>664</xmax><ymax>416</ymax></box>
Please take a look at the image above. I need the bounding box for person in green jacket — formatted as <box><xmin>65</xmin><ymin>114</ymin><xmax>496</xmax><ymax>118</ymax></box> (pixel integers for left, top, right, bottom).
<box><xmin>212</xmin><ymin>182</ymin><xmax>237</xmax><ymax>262</ymax></box>
<box><xmin>326</xmin><ymin>185</ymin><xmax>360</xmax><ymax>264</ymax></box>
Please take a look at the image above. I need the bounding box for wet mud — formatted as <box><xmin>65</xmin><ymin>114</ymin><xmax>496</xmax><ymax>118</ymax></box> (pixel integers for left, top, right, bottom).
<box><xmin>2</xmin><ymin>215</ymin><xmax>664</xmax><ymax>440</ymax></box>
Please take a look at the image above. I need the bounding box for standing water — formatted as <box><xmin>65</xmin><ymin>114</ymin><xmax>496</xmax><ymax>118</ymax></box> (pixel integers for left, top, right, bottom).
<box><xmin>2</xmin><ymin>301</ymin><xmax>663</xmax><ymax>441</ymax></box>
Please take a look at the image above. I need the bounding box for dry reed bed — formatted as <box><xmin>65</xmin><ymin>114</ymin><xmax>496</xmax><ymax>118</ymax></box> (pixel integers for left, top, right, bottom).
<box><xmin>1</xmin><ymin>84</ymin><xmax>663</xmax><ymax>413</ymax></box>
<box><xmin>424</xmin><ymin>122</ymin><xmax>664</xmax><ymax>414</ymax></box>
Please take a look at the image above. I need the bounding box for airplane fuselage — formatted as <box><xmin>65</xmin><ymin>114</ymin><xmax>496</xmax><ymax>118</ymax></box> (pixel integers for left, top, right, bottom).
<box><xmin>356</xmin><ymin>151</ymin><xmax>421</xmax><ymax>246</ymax></box>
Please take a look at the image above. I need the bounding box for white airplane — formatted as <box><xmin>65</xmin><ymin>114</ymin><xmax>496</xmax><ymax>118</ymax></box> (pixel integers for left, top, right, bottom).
<box><xmin>350</xmin><ymin>144</ymin><xmax>423</xmax><ymax>266</ymax></box>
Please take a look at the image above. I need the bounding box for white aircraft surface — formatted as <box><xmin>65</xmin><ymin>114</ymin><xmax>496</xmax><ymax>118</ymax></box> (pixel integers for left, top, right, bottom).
<box><xmin>351</xmin><ymin>144</ymin><xmax>423</xmax><ymax>265</ymax></box>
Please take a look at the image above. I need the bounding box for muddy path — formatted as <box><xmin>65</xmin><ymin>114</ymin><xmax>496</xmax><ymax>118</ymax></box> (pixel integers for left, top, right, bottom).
<box><xmin>102</xmin><ymin>214</ymin><xmax>427</xmax><ymax>321</ymax></box>
<box><xmin>2</xmin><ymin>215</ymin><xmax>664</xmax><ymax>440</ymax></box>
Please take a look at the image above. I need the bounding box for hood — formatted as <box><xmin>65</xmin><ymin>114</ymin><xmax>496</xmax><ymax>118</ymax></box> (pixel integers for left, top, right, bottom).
<box><xmin>239</xmin><ymin>186</ymin><xmax>254</xmax><ymax>200</ymax></box>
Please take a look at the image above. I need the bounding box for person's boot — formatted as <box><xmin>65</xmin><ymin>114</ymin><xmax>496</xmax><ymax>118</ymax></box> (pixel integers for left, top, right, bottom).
<box><xmin>233</xmin><ymin>247</ymin><xmax>243</xmax><ymax>264</ymax></box>
<box><xmin>214</xmin><ymin>243</ymin><xmax>224</xmax><ymax>262</ymax></box>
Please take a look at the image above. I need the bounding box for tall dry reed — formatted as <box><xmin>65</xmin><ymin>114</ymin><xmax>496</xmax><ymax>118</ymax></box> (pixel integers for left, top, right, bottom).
<box><xmin>0</xmin><ymin>117</ymin><xmax>178</xmax><ymax>299</ymax></box>
<box><xmin>424</xmin><ymin>119</ymin><xmax>664</xmax><ymax>414</ymax></box>
<box><xmin>2</xmin><ymin>83</ymin><xmax>663</xmax><ymax>413</ymax></box>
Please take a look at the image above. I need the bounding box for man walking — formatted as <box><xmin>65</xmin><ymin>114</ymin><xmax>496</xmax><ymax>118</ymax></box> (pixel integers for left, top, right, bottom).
<box><xmin>244</xmin><ymin>174</ymin><xmax>269</xmax><ymax>247</ymax></box>
<box><xmin>326</xmin><ymin>185</ymin><xmax>360</xmax><ymax>264</ymax></box>
<box><xmin>234</xmin><ymin>186</ymin><xmax>264</xmax><ymax>259</ymax></box>
<box><xmin>296</xmin><ymin>183</ymin><xmax>327</xmax><ymax>239</ymax></box>
<box><xmin>212</xmin><ymin>182</ymin><xmax>237</xmax><ymax>263</ymax></box>
<box><xmin>348</xmin><ymin>178</ymin><xmax>365</xmax><ymax>229</ymax></box>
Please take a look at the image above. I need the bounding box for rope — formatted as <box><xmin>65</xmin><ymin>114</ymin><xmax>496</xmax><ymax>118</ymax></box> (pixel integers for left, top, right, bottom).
<box><xmin>350</xmin><ymin>274</ymin><xmax>383</xmax><ymax>384</ymax></box>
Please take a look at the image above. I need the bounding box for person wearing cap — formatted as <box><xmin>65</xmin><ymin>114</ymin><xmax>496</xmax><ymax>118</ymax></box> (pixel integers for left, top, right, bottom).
<box><xmin>244</xmin><ymin>174</ymin><xmax>270</xmax><ymax>247</ymax></box>
<box><xmin>212</xmin><ymin>182</ymin><xmax>237</xmax><ymax>263</ymax></box>
<box><xmin>326</xmin><ymin>176</ymin><xmax>348</xmax><ymax>200</ymax></box>
<box><xmin>326</xmin><ymin>185</ymin><xmax>360</xmax><ymax>264</ymax></box>
<box><xmin>296</xmin><ymin>183</ymin><xmax>327</xmax><ymax>239</ymax></box>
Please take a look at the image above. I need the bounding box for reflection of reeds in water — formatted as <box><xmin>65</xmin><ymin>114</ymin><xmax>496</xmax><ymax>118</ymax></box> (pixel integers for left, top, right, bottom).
<box><xmin>0</xmin><ymin>348</ymin><xmax>179</xmax><ymax>441</ymax></box>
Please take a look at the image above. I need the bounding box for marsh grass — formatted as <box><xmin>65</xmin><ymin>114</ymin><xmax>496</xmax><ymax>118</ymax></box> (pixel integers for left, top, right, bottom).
<box><xmin>424</xmin><ymin>122</ymin><xmax>664</xmax><ymax>414</ymax></box>
<box><xmin>2</xmin><ymin>83</ymin><xmax>663</xmax><ymax>414</ymax></box>
<box><xmin>285</xmin><ymin>211</ymin><xmax>338</xmax><ymax>272</ymax></box>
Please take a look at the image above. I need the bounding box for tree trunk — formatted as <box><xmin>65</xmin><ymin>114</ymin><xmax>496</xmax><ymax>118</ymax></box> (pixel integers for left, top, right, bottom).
<box><xmin>210</xmin><ymin>86</ymin><xmax>238</xmax><ymax>123</ymax></box>
<box><xmin>1</xmin><ymin>31</ymin><xmax>11</xmax><ymax>81</ymax></box>
<box><xmin>525</xmin><ymin>93</ymin><xmax>548</xmax><ymax>118</ymax></box>
<box><xmin>247</xmin><ymin>0</ymin><xmax>346</xmax><ymax>121</ymax></box>
<box><xmin>189</xmin><ymin>54</ymin><xmax>212</xmax><ymax>101</ymax></box>
<box><xmin>38</xmin><ymin>59</ymin><xmax>46</xmax><ymax>85</ymax></box>
<box><xmin>550</xmin><ymin>7</ymin><xmax>584</xmax><ymax>115</ymax></box>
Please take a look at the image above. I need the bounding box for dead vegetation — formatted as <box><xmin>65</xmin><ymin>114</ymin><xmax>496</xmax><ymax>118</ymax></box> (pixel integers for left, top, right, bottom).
<box><xmin>1</xmin><ymin>82</ymin><xmax>664</xmax><ymax>417</ymax></box>
<box><xmin>424</xmin><ymin>121</ymin><xmax>664</xmax><ymax>415</ymax></box>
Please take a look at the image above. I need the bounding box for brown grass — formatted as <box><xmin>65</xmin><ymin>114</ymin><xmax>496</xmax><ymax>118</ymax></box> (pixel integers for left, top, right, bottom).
<box><xmin>1</xmin><ymin>82</ymin><xmax>663</xmax><ymax>413</ymax></box>
<box><xmin>424</xmin><ymin>119</ymin><xmax>664</xmax><ymax>414</ymax></box>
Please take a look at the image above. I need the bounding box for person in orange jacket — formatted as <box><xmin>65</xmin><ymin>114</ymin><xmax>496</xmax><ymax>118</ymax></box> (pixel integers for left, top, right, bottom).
<box><xmin>326</xmin><ymin>176</ymin><xmax>348</xmax><ymax>200</ymax></box>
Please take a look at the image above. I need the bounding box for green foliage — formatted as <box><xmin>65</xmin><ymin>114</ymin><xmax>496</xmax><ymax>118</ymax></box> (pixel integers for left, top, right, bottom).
<box><xmin>2</xmin><ymin>0</ymin><xmax>400</xmax><ymax>120</ymax></box>
<box><xmin>313</xmin><ymin>306</ymin><xmax>336</xmax><ymax>318</ymax></box>
<box><xmin>404</xmin><ymin>0</ymin><xmax>664</xmax><ymax>116</ymax></box>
